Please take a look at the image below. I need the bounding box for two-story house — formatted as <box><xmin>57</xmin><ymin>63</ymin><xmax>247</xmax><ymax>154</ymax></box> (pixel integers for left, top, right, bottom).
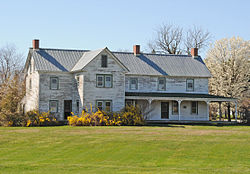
<box><xmin>21</xmin><ymin>40</ymin><xmax>237</xmax><ymax>122</ymax></box>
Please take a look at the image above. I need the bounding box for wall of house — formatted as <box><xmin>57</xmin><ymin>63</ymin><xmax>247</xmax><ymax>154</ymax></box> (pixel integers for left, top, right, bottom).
<box><xmin>39</xmin><ymin>72</ymin><xmax>76</xmax><ymax>120</ymax></box>
<box><xmin>23</xmin><ymin>58</ymin><xmax>39</xmax><ymax>112</ymax></box>
<box><xmin>145</xmin><ymin>100</ymin><xmax>208</xmax><ymax>121</ymax></box>
<box><xmin>24</xmin><ymin>57</ymin><xmax>39</xmax><ymax>112</ymax></box>
<box><xmin>125</xmin><ymin>75</ymin><xmax>209</xmax><ymax>94</ymax></box>
<box><xmin>82</xmin><ymin>50</ymin><xmax>126</xmax><ymax>112</ymax></box>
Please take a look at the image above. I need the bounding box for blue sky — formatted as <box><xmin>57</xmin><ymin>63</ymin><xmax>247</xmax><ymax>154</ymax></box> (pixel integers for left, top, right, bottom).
<box><xmin>0</xmin><ymin>0</ymin><xmax>249</xmax><ymax>58</ymax></box>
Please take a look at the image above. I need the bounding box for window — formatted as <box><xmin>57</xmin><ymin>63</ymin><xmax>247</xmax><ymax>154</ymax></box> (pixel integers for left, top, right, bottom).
<box><xmin>105</xmin><ymin>75</ymin><xmax>112</xmax><ymax>88</ymax></box>
<box><xmin>76</xmin><ymin>75</ymin><xmax>80</xmax><ymax>87</ymax></box>
<box><xmin>96</xmin><ymin>74</ymin><xmax>112</xmax><ymax>88</ymax></box>
<box><xmin>49</xmin><ymin>100</ymin><xmax>58</xmax><ymax>113</ymax></box>
<box><xmin>191</xmin><ymin>101</ymin><xmax>198</xmax><ymax>114</ymax></box>
<box><xmin>125</xmin><ymin>99</ymin><xmax>137</xmax><ymax>106</ymax></box>
<box><xmin>29</xmin><ymin>78</ymin><xmax>32</xmax><ymax>89</ymax></box>
<box><xmin>130</xmin><ymin>78</ymin><xmax>138</xmax><ymax>90</ymax></box>
<box><xmin>50</xmin><ymin>77</ymin><xmax>59</xmax><ymax>90</ymax></box>
<box><xmin>101</xmin><ymin>55</ymin><xmax>107</xmax><ymax>67</ymax></box>
<box><xmin>97</xmin><ymin>101</ymin><xmax>103</xmax><ymax>111</ymax></box>
<box><xmin>97</xmin><ymin>75</ymin><xmax>104</xmax><ymax>87</ymax></box>
<box><xmin>105</xmin><ymin>101</ymin><xmax>111</xmax><ymax>112</ymax></box>
<box><xmin>96</xmin><ymin>100</ymin><xmax>112</xmax><ymax>112</ymax></box>
<box><xmin>158</xmin><ymin>77</ymin><xmax>166</xmax><ymax>91</ymax></box>
<box><xmin>186</xmin><ymin>79</ymin><xmax>194</xmax><ymax>91</ymax></box>
<box><xmin>76</xmin><ymin>100</ymin><xmax>80</xmax><ymax>114</ymax></box>
<box><xmin>172</xmin><ymin>101</ymin><xmax>178</xmax><ymax>115</ymax></box>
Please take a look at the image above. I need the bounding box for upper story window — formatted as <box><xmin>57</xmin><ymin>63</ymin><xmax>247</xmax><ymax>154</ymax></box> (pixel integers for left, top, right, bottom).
<box><xmin>101</xmin><ymin>55</ymin><xmax>107</xmax><ymax>68</ymax></box>
<box><xmin>158</xmin><ymin>77</ymin><xmax>166</xmax><ymax>91</ymax></box>
<box><xmin>76</xmin><ymin>75</ymin><xmax>80</xmax><ymax>87</ymax></box>
<box><xmin>96</xmin><ymin>74</ymin><xmax>112</xmax><ymax>88</ymax></box>
<box><xmin>129</xmin><ymin>78</ymin><xmax>138</xmax><ymax>90</ymax></box>
<box><xmin>49</xmin><ymin>100</ymin><xmax>58</xmax><ymax>113</ymax></box>
<box><xmin>50</xmin><ymin>77</ymin><xmax>59</xmax><ymax>90</ymax></box>
<box><xmin>191</xmin><ymin>101</ymin><xmax>198</xmax><ymax>114</ymax></box>
<box><xmin>186</xmin><ymin>79</ymin><xmax>194</xmax><ymax>91</ymax></box>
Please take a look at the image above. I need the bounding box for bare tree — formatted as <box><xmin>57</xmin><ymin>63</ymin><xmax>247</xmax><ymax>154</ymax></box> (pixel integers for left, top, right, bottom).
<box><xmin>148</xmin><ymin>24</ymin><xmax>183</xmax><ymax>54</ymax></box>
<box><xmin>185</xmin><ymin>25</ymin><xmax>211</xmax><ymax>55</ymax></box>
<box><xmin>148</xmin><ymin>23</ymin><xmax>211</xmax><ymax>55</ymax></box>
<box><xmin>205</xmin><ymin>37</ymin><xmax>250</xmax><ymax>121</ymax></box>
<box><xmin>0</xmin><ymin>44</ymin><xmax>23</xmax><ymax>84</ymax></box>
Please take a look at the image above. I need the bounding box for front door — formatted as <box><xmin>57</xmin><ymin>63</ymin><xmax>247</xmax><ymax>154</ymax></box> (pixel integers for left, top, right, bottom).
<box><xmin>64</xmin><ymin>100</ymin><xmax>72</xmax><ymax>120</ymax></box>
<box><xmin>161</xmin><ymin>102</ymin><xmax>169</xmax><ymax>119</ymax></box>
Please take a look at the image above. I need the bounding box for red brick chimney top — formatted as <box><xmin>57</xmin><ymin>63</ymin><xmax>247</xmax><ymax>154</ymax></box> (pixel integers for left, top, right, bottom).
<box><xmin>33</xmin><ymin>39</ymin><xmax>39</xmax><ymax>49</ymax></box>
<box><xmin>191</xmin><ymin>48</ymin><xmax>198</xmax><ymax>57</ymax></box>
<box><xmin>133</xmin><ymin>45</ymin><xmax>140</xmax><ymax>56</ymax></box>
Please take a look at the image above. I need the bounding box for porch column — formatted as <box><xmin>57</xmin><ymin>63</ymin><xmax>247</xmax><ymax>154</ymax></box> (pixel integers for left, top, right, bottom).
<box><xmin>235</xmin><ymin>101</ymin><xmax>238</xmax><ymax>123</ymax></box>
<box><xmin>147</xmin><ymin>99</ymin><xmax>153</xmax><ymax>120</ymax></box>
<box><xmin>206</xmin><ymin>101</ymin><xmax>210</xmax><ymax>120</ymax></box>
<box><xmin>177</xmin><ymin>100</ymin><xmax>182</xmax><ymax>121</ymax></box>
<box><xmin>219</xmin><ymin>102</ymin><xmax>222</xmax><ymax>121</ymax></box>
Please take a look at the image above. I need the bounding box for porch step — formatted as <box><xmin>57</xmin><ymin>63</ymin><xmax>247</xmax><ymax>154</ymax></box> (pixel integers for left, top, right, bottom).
<box><xmin>146</xmin><ymin>120</ymin><xmax>238</xmax><ymax>126</ymax></box>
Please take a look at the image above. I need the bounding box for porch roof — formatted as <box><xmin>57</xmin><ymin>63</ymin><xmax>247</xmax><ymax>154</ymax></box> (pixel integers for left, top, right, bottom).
<box><xmin>125</xmin><ymin>92</ymin><xmax>236</xmax><ymax>102</ymax></box>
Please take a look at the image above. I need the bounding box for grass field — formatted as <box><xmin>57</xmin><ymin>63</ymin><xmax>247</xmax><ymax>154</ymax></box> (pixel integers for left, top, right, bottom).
<box><xmin>0</xmin><ymin>125</ymin><xmax>249</xmax><ymax>174</ymax></box>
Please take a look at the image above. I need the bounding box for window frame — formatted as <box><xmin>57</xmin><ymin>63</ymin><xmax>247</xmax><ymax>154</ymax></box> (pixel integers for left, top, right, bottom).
<box><xmin>129</xmin><ymin>77</ymin><xmax>138</xmax><ymax>90</ymax></box>
<box><xmin>158</xmin><ymin>77</ymin><xmax>166</xmax><ymax>91</ymax></box>
<box><xmin>191</xmin><ymin>101</ymin><xmax>198</xmax><ymax>115</ymax></box>
<box><xmin>76</xmin><ymin>100</ymin><xmax>80</xmax><ymax>114</ymax></box>
<box><xmin>76</xmin><ymin>75</ymin><xmax>80</xmax><ymax>88</ymax></box>
<box><xmin>101</xmin><ymin>55</ymin><xmax>108</xmax><ymax>68</ymax></box>
<box><xmin>50</xmin><ymin>77</ymin><xmax>59</xmax><ymax>90</ymax></box>
<box><xmin>96</xmin><ymin>74</ymin><xmax>113</xmax><ymax>88</ymax></box>
<box><xmin>49</xmin><ymin>100</ymin><xmax>58</xmax><ymax>113</ymax></box>
<box><xmin>96</xmin><ymin>100</ymin><xmax>112</xmax><ymax>112</ymax></box>
<box><xmin>186</xmin><ymin>79</ymin><xmax>194</xmax><ymax>91</ymax></box>
<box><xmin>172</xmin><ymin>101</ymin><xmax>179</xmax><ymax>115</ymax></box>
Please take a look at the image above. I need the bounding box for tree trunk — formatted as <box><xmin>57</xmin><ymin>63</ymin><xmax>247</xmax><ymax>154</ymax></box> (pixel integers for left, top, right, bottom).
<box><xmin>227</xmin><ymin>103</ymin><xmax>231</xmax><ymax>122</ymax></box>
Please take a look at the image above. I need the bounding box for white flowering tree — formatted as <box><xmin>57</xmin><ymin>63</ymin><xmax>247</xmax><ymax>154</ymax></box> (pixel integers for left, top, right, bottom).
<box><xmin>205</xmin><ymin>37</ymin><xmax>250</xmax><ymax>121</ymax></box>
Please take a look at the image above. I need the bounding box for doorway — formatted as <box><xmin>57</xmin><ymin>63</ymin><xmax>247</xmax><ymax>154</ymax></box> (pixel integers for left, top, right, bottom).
<box><xmin>64</xmin><ymin>100</ymin><xmax>72</xmax><ymax>120</ymax></box>
<box><xmin>161</xmin><ymin>102</ymin><xmax>169</xmax><ymax>119</ymax></box>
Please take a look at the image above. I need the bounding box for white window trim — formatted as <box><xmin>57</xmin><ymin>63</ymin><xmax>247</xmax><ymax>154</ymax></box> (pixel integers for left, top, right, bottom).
<box><xmin>186</xmin><ymin>79</ymin><xmax>194</xmax><ymax>91</ymax></box>
<box><xmin>158</xmin><ymin>77</ymin><xmax>166</xmax><ymax>91</ymax></box>
<box><xmin>129</xmin><ymin>78</ymin><xmax>138</xmax><ymax>90</ymax></box>
<box><xmin>50</xmin><ymin>77</ymin><xmax>59</xmax><ymax>90</ymax></box>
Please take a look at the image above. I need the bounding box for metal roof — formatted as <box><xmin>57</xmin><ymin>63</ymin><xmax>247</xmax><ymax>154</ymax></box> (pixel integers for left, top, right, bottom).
<box><xmin>30</xmin><ymin>48</ymin><xmax>211</xmax><ymax>77</ymax></box>
<box><xmin>32</xmin><ymin>48</ymin><xmax>86</xmax><ymax>72</ymax></box>
<box><xmin>113</xmin><ymin>52</ymin><xmax>211</xmax><ymax>77</ymax></box>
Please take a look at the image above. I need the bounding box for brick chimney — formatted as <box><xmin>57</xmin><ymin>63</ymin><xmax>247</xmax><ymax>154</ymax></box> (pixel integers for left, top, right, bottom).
<box><xmin>133</xmin><ymin>45</ymin><xmax>140</xmax><ymax>56</ymax></box>
<box><xmin>33</xmin><ymin>39</ymin><xmax>39</xmax><ymax>49</ymax></box>
<box><xmin>191</xmin><ymin>48</ymin><xmax>198</xmax><ymax>57</ymax></box>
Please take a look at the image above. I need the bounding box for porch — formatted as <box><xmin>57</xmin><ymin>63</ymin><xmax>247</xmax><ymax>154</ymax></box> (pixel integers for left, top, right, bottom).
<box><xmin>125</xmin><ymin>92</ymin><xmax>237</xmax><ymax>122</ymax></box>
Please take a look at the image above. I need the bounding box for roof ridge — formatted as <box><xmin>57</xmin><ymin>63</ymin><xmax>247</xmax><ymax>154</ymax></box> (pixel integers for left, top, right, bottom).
<box><xmin>112</xmin><ymin>51</ymin><xmax>192</xmax><ymax>57</ymax></box>
<box><xmin>29</xmin><ymin>47</ymin><xmax>89</xmax><ymax>52</ymax></box>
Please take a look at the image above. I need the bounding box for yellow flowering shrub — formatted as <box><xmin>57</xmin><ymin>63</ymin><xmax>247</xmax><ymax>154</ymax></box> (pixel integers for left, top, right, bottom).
<box><xmin>68</xmin><ymin>105</ymin><xmax>145</xmax><ymax>126</ymax></box>
<box><xmin>25</xmin><ymin>110</ymin><xmax>58</xmax><ymax>126</ymax></box>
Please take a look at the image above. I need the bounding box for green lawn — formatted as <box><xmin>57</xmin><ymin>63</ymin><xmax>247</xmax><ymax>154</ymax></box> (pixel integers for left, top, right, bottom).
<box><xmin>0</xmin><ymin>125</ymin><xmax>249</xmax><ymax>174</ymax></box>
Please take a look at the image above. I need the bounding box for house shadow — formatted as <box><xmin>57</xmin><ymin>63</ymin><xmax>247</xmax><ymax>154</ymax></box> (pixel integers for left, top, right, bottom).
<box><xmin>139</xmin><ymin>54</ymin><xmax>168</xmax><ymax>75</ymax></box>
<box><xmin>37</xmin><ymin>50</ymin><xmax>68</xmax><ymax>72</ymax></box>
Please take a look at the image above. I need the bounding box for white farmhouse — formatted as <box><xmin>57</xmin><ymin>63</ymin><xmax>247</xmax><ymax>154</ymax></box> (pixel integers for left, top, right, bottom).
<box><xmin>21</xmin><ymin>40</ymin><xmax>237</xmax><ymax>122</ymax></box>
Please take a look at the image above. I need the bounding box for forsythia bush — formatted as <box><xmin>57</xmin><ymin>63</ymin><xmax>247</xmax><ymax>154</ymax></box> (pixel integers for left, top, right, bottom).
<box><xmin>25</xmin><ymin>110</ymin><xmax>58</xmax><ymax>126</ymax></box>
<box><xmin>68</xmin><ymin>105</ymin><xmax>145</xmax><ymax>126</ymax></box>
